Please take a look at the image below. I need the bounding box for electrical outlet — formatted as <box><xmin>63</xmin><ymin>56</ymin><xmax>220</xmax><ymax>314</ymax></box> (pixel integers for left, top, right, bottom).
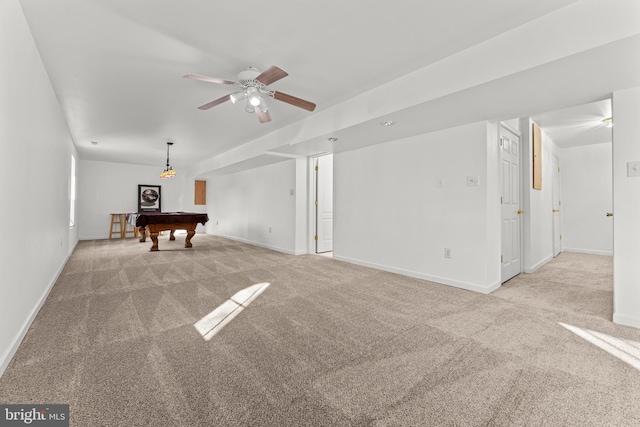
<box><xmin>290</xmin><ymin>189</ymin><xmax>294</xmax><ymax>195</ymax></box>
<box><xmin>268</xmin><ymin>227</ymin><xmax>272</xmax><ymax>233</ymax></box>
<box><xmin>444</xmin><ymin>248</ymin><xmax>452</xmax><ymax>258</ymax></box>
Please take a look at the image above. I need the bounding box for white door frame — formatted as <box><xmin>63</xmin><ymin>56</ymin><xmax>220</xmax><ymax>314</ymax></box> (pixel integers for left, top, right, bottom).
<box><xmin>552</xmin><ymin>154</ymin><xmax>562</xmax><ymax>257</ymax></box>
<box><xmin>307</xmin><ymin>156</ymin><xmax>317</xmax><ymax>254</ymax></box>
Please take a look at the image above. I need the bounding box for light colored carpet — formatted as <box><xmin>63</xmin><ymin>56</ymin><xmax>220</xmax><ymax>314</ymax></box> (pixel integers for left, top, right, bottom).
<box><xmin>1</xmin><ymin>236</ymin><xmax>639</xmax><ymax>426</ymax></box>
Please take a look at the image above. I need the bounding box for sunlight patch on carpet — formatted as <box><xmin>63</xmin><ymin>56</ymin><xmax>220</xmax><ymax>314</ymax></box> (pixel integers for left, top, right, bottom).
<box><xmin>559</xmin><ymin>322</ymin><xmax>640</xmax><ymax>371</ymax></box>
<box><xmin>194</xmin><ymin>282</ymin><xmax>270</xmax><ymax>341</ymax></box>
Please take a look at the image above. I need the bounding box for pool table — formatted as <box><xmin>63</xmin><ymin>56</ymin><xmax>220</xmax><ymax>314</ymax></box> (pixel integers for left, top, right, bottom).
<box><xmin>131</xmin><ymin>212</ymin><xmax>209</xmax><ymax>251</ymax></box>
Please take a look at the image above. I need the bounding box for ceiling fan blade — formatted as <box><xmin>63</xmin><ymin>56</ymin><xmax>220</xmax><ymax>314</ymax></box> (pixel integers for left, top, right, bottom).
<box><xmin>255</xmin><ymin>66</ymin><xmax>288</xmax><ymax>86</ymax></box>
<box><xmin>272</xmin><ymin>91</ymin><xmax>316</xmax><ymax>112</ymax></box>
<box><xmin>255</xmin><ymin>108</ymin><xmax>272</xmax><ymax>123</ymax></box>
<box><xmin>198</xmin><ymin>94</ymin><xmax>231</xmax><ymax>110</ymax></box>
<box><xmin>183</xmin><ymin>73</ymin><xmax>238</xmax><ymax>86</ymax></box>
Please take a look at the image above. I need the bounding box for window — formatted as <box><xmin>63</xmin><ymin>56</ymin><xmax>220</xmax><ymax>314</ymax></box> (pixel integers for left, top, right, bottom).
<box><xmin>70</xmin><ymin>154</ymin><xmax>76</xmax><ymax>227</ymax></box>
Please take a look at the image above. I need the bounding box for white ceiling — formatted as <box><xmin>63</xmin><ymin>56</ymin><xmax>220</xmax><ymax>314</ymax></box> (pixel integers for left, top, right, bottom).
<box><xmin>17</xmin><ymin>0</ymin><xmax>640</xmax><ymax>175</ymax></box>
<box><xmin>531</xmin><ymin>99</ymin><xmax>612</xmax><ymax>148</ymax></box>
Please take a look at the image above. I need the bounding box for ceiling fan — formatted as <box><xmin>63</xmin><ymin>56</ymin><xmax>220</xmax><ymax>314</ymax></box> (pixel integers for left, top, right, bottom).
<box><xmin>183</xmin><ymin>66</ymin><xmax>316</xmax><ymax>123</ymax></box>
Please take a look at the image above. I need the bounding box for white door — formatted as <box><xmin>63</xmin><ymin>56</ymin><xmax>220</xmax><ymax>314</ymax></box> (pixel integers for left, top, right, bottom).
<box><xmin>316</xmin><ymin>154</ymin><xmax>333</xmax><ymax>253</ymax></box>
<box><xmin>552</xmin><ymin>155</ymin><xmax>562</xmax><ymax>257</ymax></box>
<box><xmin>500</xmin><ymin>126</ymin><xmax>522</xmax><ymax>283</ymax></box>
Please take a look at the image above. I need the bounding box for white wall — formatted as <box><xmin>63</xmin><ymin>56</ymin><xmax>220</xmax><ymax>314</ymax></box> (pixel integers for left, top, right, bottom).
<box><xmin>206</xmin><ymin>159</ymin><xmax>299</xmax><ymax>254</ymax></box>
<box><xmin>561</xmin><ymin>142</ymin><xmax>613</xmax><ymax>255</ymax></box>
<box><xmin>613</xmin><ymin>85</ymin><xmax>640</xmax><ymax>329</ymax></box>
<box><xmin>0</xmin><ymin>0</ymin><xmax>79</xmax><ymax>375</ymax></box>
<box><xmin>334</xmin><ymin>122</ymin><xmax>500</xmax><ymax>293</ymax></box>
<box><xmin>78</xmin><ymin>160</ymin><xmax>204</xmax><ymax>239</ymax></box>
<box><xmin>521</xmin><ymin>119</ymin><xmax>559</xmax><ymax>272</ymax></box>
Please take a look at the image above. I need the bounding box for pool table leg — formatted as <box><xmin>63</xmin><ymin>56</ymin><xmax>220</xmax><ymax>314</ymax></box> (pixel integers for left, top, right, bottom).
<box><xmin>185</xmin><ymin>230</ymin><xmax>196</xmax><ymax>248</ymax></box>
<box><xmin>149</xmin><ymin>232</ymin><xmax>159</xmax><ymax>251</ymax></box>
<box><xmin>169</xmin><ymin>230</ymin><xmax>176</xmax><ymax>241</ymax></box>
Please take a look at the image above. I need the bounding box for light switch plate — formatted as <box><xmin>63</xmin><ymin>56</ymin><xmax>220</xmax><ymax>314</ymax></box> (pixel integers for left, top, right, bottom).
<box><xmin>467</xmin><ymin>175</ymin><xmax>480</xmax><ymax>186</ymax></box>
<box><xmin>436</xmin><ymin>177</ymin><xmax>445</xmax><ymax>188</ymax></box>
<box><xmin>628</xmin><ymin>161</ymin><xmax>640</xmax><ymax>177</ymax></box>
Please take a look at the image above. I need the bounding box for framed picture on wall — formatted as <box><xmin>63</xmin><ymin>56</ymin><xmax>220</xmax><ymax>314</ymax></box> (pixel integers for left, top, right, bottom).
<box><xmin>138</xmin><ymin>184</ymin><xmax>162</xmax><ymax>212</ymax></box>
<box><xmin>532</xmin><ymin>123</ymin><xmax>542</xmax><ymax>190</ymax></box>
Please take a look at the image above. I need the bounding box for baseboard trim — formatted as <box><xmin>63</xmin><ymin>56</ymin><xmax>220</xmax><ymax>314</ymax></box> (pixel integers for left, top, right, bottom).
<box><xmin>211</xmin><ymin>233</ymin><xmax>298</xmax><ymax>255</ymax></box>
<box><xmin>0</xmin><ymin>240</ymin><xmax>78</xmax><ymax>378</ymax></box>
<box><xmin>563</xmin><ymin>248</ymin><xmax>613</xmax><ymax>256</ymax></box>
<box><xmin>613</xmin><ymin>312</ymin><xmax>640</xmax><ymax>329</ymax></box>
<box><xmin>523</xmin><ymin>254</ymin><xmax>553</xmax><ymax>274</ymax></box>
<box><xmin>333</xmin><ymin>255</ymin><xmax>500</xmax><ymax>295</ymax></box>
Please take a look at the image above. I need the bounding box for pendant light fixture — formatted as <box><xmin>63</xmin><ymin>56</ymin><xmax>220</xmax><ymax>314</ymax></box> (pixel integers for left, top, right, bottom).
<box><xmin>160</xmin><ymin>142</ymin><xmax>176</xmax><ymax>179</ymax></box>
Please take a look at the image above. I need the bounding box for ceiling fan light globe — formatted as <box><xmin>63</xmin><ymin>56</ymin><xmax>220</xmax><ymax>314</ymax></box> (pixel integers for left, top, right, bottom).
<box><xmin>229</xmin><ymin>91</ymin><xmax>246</xmax><ymax>104</ymax></box>
<box><xmin>249</xmin><ymin>94</ymin><xmax>262</xmax><ymax>107</ymax></box>
<box><xmin>245</xmin><ymin>104</ymin><xmax>255</xmax><ymax>113</ymax></box>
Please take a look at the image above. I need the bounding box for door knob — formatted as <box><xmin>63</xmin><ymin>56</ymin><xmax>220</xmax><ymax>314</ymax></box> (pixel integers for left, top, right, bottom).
<box><xmin>606</xmin><ymin>212</ymin><xmax>613</xmax><ymax>217</ymax></box>
<box><xmin>517</xmin><ymin>209</ymin><xmax>524</xmax><ymax>215</ymax></box>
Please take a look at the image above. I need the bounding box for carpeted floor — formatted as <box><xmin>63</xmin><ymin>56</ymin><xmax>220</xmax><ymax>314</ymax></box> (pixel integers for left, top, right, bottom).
<box><xmin>1</xmin><ymin>235</ymin><xmax>639</xmax><ymax>426</ymax></box>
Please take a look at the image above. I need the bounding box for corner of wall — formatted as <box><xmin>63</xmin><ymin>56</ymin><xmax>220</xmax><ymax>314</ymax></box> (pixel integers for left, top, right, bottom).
<box><xmin>485</xmin><ymin>122</ymin><xmax>501</xmax><ymax>288</ymax></box>
<box><xmin>612</xmin><ymin>85</ymin><xmax>640</xmax><ymax>330</ymax></box>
